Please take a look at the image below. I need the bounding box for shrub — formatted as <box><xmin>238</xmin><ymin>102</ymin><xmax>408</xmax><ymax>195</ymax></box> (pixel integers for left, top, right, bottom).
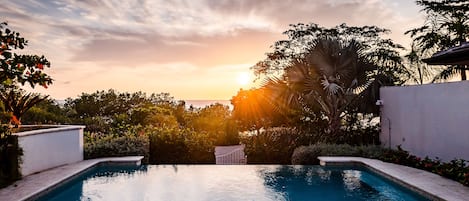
<box><xmin>378</xmin><ymin>146</ymin><xmax>469</xmax><ymax>186</ymax></box>
<box><xmin>148</xmin><ymin>127</ymin><xmax>214</xmax><ymax>164</ymax></box>
<box><xmin>337</xmin><ymin>126</ymin><xmax>380</xmax><ymax>145</ymax></box>
<box><xmin>241</xmin><ymin>127</ymin><xmax>306</xmax><ymax>164</ymax></box>
<box><xmin>377</xmin><ymin>145</ymin><xmax>421</xmax><ymax>166</ymax></box>
<box><xmin>84</xmin><ymin>127</ymin><xmax>149</xmax><ymax>162</ymax></box>
<box><xmin>291</xmin><ymin>144</ymin><xmax>384</xmax><ymax>165</ymax></box>
<box><xmin>0</xmin><ymin>125</ymin><xmax>22</xmax><ymax>188</ymax></box>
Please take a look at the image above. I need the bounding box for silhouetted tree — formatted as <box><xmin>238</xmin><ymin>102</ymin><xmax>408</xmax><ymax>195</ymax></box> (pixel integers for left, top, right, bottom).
<box><xmin>406</xmin><ymin>0</ymin><xmax>469</xmax><ymax>81</ymax></box>
<box><xmin>265</xmin><ymin>38</ymin><xmax>379</xmax><ymax>140</ymax></box>
<box><xmin>0</xmin><ymin>85</ymin><xmax>47</xmax><ymax>125</ymax></box>
<box><xmin>253</xmin><ymin>23</ymin><xmax>409</xmax><ymax>85</ymax></box>
<box><xmin>0</xmin><ymin>22</ymin><xmax>52</xmax><ymax>88</ymax></box>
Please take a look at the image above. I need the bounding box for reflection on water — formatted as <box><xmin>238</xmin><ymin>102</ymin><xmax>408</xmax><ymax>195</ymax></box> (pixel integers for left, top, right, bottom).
<box><xmin>258</xmin><ymin>166</ymin><xmax>427</xmax><ymax>201</ymax></box>
<box><xmin>38</xmin><ymin>165</ymin><xmax>429</xmax><ymax>201</ymax></box>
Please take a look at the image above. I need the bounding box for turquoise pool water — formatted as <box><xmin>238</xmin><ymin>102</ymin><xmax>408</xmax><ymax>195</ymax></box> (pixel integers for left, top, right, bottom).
<box><xmin>37</xmin><ymin>165</ymin><xmax>430</xmax><ymax>201</ymax></box>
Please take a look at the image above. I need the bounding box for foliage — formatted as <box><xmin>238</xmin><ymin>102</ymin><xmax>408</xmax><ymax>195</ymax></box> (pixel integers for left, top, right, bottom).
<box><xmin>21</xmin><ymin>98</ymin><xmax>71</xmax><ymax>125</ymax></box>
<box><xmin>340</xmin><ymin>113</ymin><xmax>380</xmax><ymax>145</ymax></box>
<box><xmin>404</xmin><ymin>43</ymin><xmax>439</xmax><ymax>84</ymax></box>
<box><xmin>62</xmin><ymin>90</ymin><xmax>241</xmax><ymax>164</ymax></box>
<box><xmin>148</xmin><ymin>126</ymin><xmax>214</xmax><ymax>164</ymax></box>
<box><xmin>0</xmin><ymin>22</ymin><xmax>50</xmax><ymax>188</ymax></box>
<box><xmin>0</xmin><ymin>22</ymin><xmax>52</xmax><ymax>88</ymax></box>
<box><xmin>27</xmin><ymin>89</ymin><xmax>242</xmax><ymax>164</ymax></box>
<box><xmin>378</xmin><ymin>146</ymin><xmax>469</xmax><ymax>186</ymax></box>
<box><xmin>253</xmin><ymin>23</ymin><xmax>408</xmax><ymax>82</ymax></box>
<box><xmin>0</xmin><ymin>84</ymin><xmax>47</xmax><ymax>125</ymax></box>
<box><xmin>243</xmin><ymin>23</ymin><xmax>409</xmax><ymax>144</ymax></box>
<box><xmin>291</xmin><ymin>144</ymin><xmax>384</xmax><ymax>165</ymax></box>
<box><xmin>231</xmin><ymin>88</ymin><xmax>299</xmax><ymax>132</ymax></box>
<box><xmin>189</xmin><ymin>103</ymin><xmax>239</xmax><ymax>146</ymax></box>
<box><xmin>0</xmin><ymin>125</ymin><xmax>22</xmax><ymax>188</ymax></box>
<box><xmin>287</xmin><ymin>38</ymin><xmax>375</xmax><ymax>135</ymax></box>
<box><xmin>240</xmin><ymin>127</ymin><xmax>308</xmax><ymax>164</ymax></box>
<box><xmin>406</xmin><ymin>0</ymin><xmax>469</xmax><ymax>81</ymax></box>
<box><xmin>64</xmin><ymin>90</ymin><xmax>180</xmax><ymax>133</ymax></box>
<box><xmin>222</xmin><ymin>118</ymin><xmax>241</xmax><ymax>146</ymax></box>
<box><xmin>83</xmin><ymin>126</ymin><xmax>149</xmax><ymax>162</ymax></box>
<box><xmin>258</xmin><ymin>38</ymin><xmax>388</xmax><ymax>142</ymax></box>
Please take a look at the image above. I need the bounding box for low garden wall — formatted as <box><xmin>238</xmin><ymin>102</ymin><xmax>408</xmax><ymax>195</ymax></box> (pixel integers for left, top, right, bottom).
<box><xmin>379</xmin><ymin>81</ymin><xmax>469</xmax><ymax>162</ymax></box>
<box><xmin>14</xmin><ymin>125</ymin><xmax>85</xmax><ymax>176</ymax></box>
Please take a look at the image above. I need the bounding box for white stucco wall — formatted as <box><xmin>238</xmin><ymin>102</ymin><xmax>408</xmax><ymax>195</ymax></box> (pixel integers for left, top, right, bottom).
<box><xmin>379</xmin><ymin>81</ymin><xmax>469</xmax><ymax>162</ymax></box>
<box><xmin>15</xmin><ymin>125</ymin><xmax>85</xmax><ymax>176</ymax></box>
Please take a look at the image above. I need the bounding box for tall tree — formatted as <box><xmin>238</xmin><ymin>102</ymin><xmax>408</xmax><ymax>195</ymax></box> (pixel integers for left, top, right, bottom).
<box><xmin>231</xmin><ymin>87</ymin><xmax>296</xmax><ymax>132</ymax></box>
<box><xmin>265</xmin><ymin>38</ymin><xmax>378</xmax><ymax>140</ymax></box>
<box><xmin>0</xmin><ymin>22</ymin><xmax>52</xmax><ymax>88</ymax></box>
<box><xmin>253</xmin><ymin>23</ymin><xmax>408</xmax><ymax>115</ymax></box>
<box><xmin>406</xmin><ymin>0</ymin><xmax>469</xmax><ymax>81</ymax></box>
<box><xmin>405</xmin><ymin>43</ymin><xmax>437</xmax><ymax>84</ymax></box>
<box><xmin>253</xmin><ymin>23</ymin><xmax>408</xmax><ymax>85</ymax></box>
<box><xmin>21</xmin><ymin>98</ymin><xmax>71</xmax><ymax>125</ymax></box>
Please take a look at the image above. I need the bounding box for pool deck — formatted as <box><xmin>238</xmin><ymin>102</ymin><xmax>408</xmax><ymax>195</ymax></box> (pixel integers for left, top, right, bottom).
<box><xmin>0</xmin><ymin>156</ymin><xmax>144</xmax><ymax>201</ymax></box>
<box><xmin>318</xmin><ymin>156</ymin><xmax>469</xmax><ymax>201</ymax></box>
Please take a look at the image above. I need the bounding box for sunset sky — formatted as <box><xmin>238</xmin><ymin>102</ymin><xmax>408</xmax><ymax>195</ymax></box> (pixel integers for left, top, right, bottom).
<box><xmin>2</xmin><ymin>0</ymin><xmax>425</xmax><ymax>100</ymax></box>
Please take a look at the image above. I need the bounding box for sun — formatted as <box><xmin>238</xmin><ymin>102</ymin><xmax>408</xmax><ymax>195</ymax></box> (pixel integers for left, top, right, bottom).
<box><xmin>237</xmin><ymin>72</ymin><xmax>251</xmax><ymax>86</ymax></box>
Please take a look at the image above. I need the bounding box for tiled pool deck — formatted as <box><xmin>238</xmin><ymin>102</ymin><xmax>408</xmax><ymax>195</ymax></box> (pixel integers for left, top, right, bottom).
<box><xmin>318</xmin><ymin>156</ymin><xmax>469</xmax><ymax>201</ymax></box>
<box><xmin>0</xmin><ymin>156</ymin><xmax>144</xmax><ymax>201</ymax></box>
<box><xmin>1</xmin><ymin>156</ymin><xmax>468</xmax><ymax>201</ymax></box>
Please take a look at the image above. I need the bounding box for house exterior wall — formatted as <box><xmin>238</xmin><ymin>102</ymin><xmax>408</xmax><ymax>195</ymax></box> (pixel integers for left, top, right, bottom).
<box><xmin>379</xmin><ymin>81</ymin><xmax>469</xmax><ymax>162</ymax></box>
<box><xmin>15</xmin><ymin>125</ymin><xmax>85</xmax><ymax>176</ymax></box>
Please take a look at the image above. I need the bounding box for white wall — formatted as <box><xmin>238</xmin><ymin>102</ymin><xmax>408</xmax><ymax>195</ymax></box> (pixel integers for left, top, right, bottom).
<box><xmin>15</xmin><ymin>125</ymin><xmax>85</xmax><ymax>176</ymax></box>
<box><xmin>380</xmin><ymin>81</ymin><xmax>469</xmax><ymax>162</ymax></box>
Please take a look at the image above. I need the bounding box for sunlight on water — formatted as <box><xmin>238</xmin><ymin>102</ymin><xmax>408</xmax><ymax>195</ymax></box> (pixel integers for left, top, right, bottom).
<box><xmin>39</xmin><ymin>165</ymin><xmax>430</xmax><ymax>201</ymax></box>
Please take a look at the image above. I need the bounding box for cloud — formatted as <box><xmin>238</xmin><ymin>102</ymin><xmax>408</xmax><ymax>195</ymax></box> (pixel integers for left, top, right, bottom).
<box><xmin>4</xmin><ymin>0</ymin><xmax>425</xmax><ymax>99</ymax></box>
<box><xmin>4</xmin><ymin>0</ymin><xmax>421</xmax><ymax>58</ymax></box>
<box><xmin>69</xmin><ymin>29</ymin><xmax>280</xmax><ymax>68</ymax></box>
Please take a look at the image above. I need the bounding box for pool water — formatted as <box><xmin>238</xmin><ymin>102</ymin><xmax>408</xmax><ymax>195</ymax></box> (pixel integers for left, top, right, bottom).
<box><xmin>37</xmin><ymin>165</ymin><xmax>430</xmax><ymax>201</ymax></box>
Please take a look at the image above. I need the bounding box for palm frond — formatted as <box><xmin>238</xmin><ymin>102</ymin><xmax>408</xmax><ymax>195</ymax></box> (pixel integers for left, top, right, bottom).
<box><xmin>432</xmin><ymin>66</ymin><xmax>461</xmax><ymax>82</ymax></box>
<box><xmin>0</xmin><ymin>85</ymin><xmax>47</xmax><ymax>123</ymax></box>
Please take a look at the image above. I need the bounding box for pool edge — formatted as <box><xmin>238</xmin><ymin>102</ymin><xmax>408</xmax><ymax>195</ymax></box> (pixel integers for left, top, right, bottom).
<box><xmin>318</xmin><ymin>156</ymin><xmax>469</xmax><ymax>201</ymax></box>
<box><xmin>0</xmin><ymin>156</ymin><xmax>144</xmax><ymax>201</ymax></box>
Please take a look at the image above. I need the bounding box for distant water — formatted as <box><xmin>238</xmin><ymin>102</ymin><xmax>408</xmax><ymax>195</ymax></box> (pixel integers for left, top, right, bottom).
<box><xmin>183</xmin><ymin>100</ymin><xmax>232</xmax><ymax>109</ymax></box>
<box><xmin>55</xmin><ymin>99</ymin><xmax>232</xmax><ymax>109</ymax></box>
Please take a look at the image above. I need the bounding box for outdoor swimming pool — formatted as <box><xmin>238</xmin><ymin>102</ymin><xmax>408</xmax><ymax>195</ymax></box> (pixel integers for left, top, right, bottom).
<box><xmin>37</xmin><ymin>165</ymin><xmax>430</xmax><ymax>201</ymax></box>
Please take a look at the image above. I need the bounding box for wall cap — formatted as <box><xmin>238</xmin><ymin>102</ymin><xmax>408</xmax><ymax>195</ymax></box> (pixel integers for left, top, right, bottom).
<box><xmin>13</xmin><ymin>125</ymin><xmax>86</xmax><ymax>137</ymax></box>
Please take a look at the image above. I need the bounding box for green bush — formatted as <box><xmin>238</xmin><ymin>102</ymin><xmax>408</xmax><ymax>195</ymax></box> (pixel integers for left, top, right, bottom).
<box><xmin>336</xmin><ymin>126</ymin><xmax>380</xmax><ymax>145</ymax></box>
<box><xmin>0</xmin><ymin>125</ymin><xmax>22</xmax><ymax>188</ymax></box>
<box><xmin>148</xmin><ymin>127</ymin><xmax>214</xmax><ymax>164</ymax></box>
<box><xmin>291</xmin><ymin>144</ymin><xmax>384</xmax><ymax>165</ymax></box>
<box><xmin>378</xmin><ymin>146</ymin><xmax>469</xmax><ymax>186</ymax></box>
<box><xmin>241</xmin><ymin>127</ymin><xmax>307</xmax><ymax>164</ymax></box>
<box><xmin>84</xmin><ymin>125</ymin><xmax>218</xmax><ymax>165</ymax></box>
<box><xmin>84</xmin><ymin>127</ymin><xmax>149</xmax><ymax>162</ymax></box>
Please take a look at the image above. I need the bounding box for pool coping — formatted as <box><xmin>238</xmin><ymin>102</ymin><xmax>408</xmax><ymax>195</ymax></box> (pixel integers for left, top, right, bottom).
<box><xmin>0</xmin><ymin>156</ymin><xmax>144</xmax><ymax>201</ymax></box>
<box><xmin>3</xmin><ymin>156</ymin><xmax>467</xmax><ymax>201</ymax></box>
<box><xmin>318</xmin><ymin>156</ymin><xmax>469</xmax><ymax>201</ymax></box>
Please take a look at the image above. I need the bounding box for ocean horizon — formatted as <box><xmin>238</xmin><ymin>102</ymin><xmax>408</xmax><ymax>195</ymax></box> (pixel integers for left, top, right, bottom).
<box><xmin>55</xmin><ymin>99</ymin><xmax>232</xmax><ymax>109</ymax></box>
<box><xmin>183</xmin><ymin>100</ymin><xmax>232</xmax><ymax>109</ymax></box>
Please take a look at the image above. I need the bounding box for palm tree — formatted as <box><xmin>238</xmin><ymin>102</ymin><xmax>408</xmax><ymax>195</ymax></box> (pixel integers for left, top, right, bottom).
<box><xmin>405</xmin><ymin>42</ymin><xmax>441</xmax><ymax>84</ymax></box>
<box><xmin>263</xmin><ymin>38</ymin><xmax>378</xmax><ymax>140</ymax></box>
<box><xmin>406</xmin><ymin>0</ymin><xmax>469</xmax><ymax>81</ymax></box>
<box><xmin>0</xmin><ymin>85</ymin><xmax>47</xmax><ymax>126</ymax></box>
